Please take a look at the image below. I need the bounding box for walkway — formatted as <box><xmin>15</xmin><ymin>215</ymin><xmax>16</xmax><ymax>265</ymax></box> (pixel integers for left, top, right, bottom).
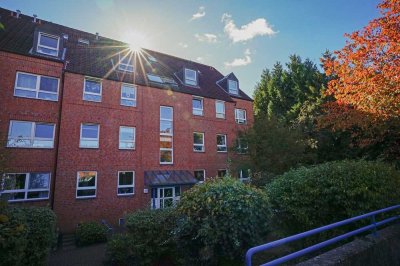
<box><xmin>48</xmin><ymin>243</ymin><xmax>107</xmax><ymax>266</ymax></box>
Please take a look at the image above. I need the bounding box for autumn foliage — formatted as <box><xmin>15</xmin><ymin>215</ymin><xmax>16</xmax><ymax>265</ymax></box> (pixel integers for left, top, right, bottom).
<box><xmin>322</xmin><ymin>0</ymin><xmax>400</xmax><ymax>129</ymax></box>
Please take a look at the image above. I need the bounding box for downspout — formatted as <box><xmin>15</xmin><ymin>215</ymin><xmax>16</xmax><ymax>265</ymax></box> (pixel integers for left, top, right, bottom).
<box><xmin>50</xmin><ymin>60</ymin><xmax>68</xmax><ymax>209</ymax></box>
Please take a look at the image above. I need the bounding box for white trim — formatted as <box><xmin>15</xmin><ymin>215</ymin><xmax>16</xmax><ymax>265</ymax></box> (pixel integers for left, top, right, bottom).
<box><xmin>235</xmin><ymin>109</ymin><xmax>247</xmax><ymax>124</ymax></box>
<box><xmin>80</xmin><ymin>123</ymin><xmax>100</xmax><ymax>148</ymax></box>
<box><xmin>37</xmin><ymin>32</ymin><xmax>60</xmax><ymax>56</ymax></box>
<box><xmin>160</xmin><ymin>106</ymin><xmax>174</xmax><ymax>164</ymax></box>
<box><xmin>217</xmin><ymin>134</ymin><xmax>227</xmax><ymax>153</ymax></box>
<box><xmin>119</xmin><ymin>126</ymin><xmax>135</xmax><ymax>150</ymax></box>
<box><xmin>83</xmin><ymin>77</ymin><xmax>102</xmax><ymax>102</ymax></box>
<box><xmin>117</xmin><ymin>171</ymin><xmax>135</xmax><ymax>196</ymax></box>
<box><xmin>7</xmin><ymin>120</ymin><xmax>55</xmax><ymax>149</ymax></box>
<box><xmin>76</xmin><ymin>171</ymin><xmax>97</xmax><ymax>199</ymax></box>
<box><xmin>120</xmin><ymin>83</ymin><xmax>137</xmax><ymax>107</ymax></box>
<box><xmin>184</xmin><ymin>68</ymin><xmax>198</xmax><ymax>86</ymax></box>
<box><xmin>193</xmin><ymin>132</ymin><xmax>205</xmax><ymax>152</ymax></box>
<box><xmin>194</xmin><ymin>169</ymin><xmax>206</xmax><ymax>183</ymax></box>
<box><xmin>14</xmin><ymin>72</ymin><xmax>59</xmax><ymax>101</ymax></box>
<box><xmin>215</xmin><ymin>100</ymin><xmax>225</xmax><ymax>119</ymax></box>
<box><xmin>192</xmin><ymin>96</ymin><xmax>204</xmax><ymax>116</ymax></box>
<box><xmin>1</xmin><ymin>172</ymin><xmax>51</xmax><ymax>202</ymax></box>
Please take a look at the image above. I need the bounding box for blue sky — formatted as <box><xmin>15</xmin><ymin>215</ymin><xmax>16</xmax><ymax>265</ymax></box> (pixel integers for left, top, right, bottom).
<box><xmin>0</xmin><ymin>0</ymin><xmax>381</xmax><ymax>97</ymax></box>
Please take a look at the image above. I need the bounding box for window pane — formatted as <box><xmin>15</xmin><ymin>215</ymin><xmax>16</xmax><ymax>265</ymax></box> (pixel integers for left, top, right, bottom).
<box><xmin>10</xmin><ymin>121</ymin><xmax>32</xmax><ymax>138</ymax></box>
<box><xmin>35</xmin><ymin>124</ymin><xmax>54</xmax><ymax>138</ymax></box>
<box><xmin>6</xmin><ymin>192</ymin><xmax>25</xmax><ymax>200</ymax></box>
<box><xmin>122</xmin><ymin>85</ymin><xmax>135</xmax><ymax>99</ymax></box>
<box><xmin>77</xmin><ymin>189</ymin><xmax>96</xmax><ymax>197</ymax></box>
<box><xmin>120</xmin><ymin>127</ymin><xmax>134</xmax><ymax>141</ymax></box>
<box><xmin>15</xmin><ymin>89</ymin><xmax>36</xmax><ymax>98</ymax></box>
<box><xmin>118</xmin><ymin>187</ymin><xmax>133</xmax><ymax>194</ymax></box>
<box><xmin>192</xmin><ymin>99</ymin><xmax>203</xmax><ymax>109</ymax></box>
<box><xmin>185</xmin><ymin>69</ymin><xmax>196</xmax><ymax>80</ymax></box>
<box><xmin>119</xmin><ymin>172</ymin><xmax>133</xmax><ymax>186</ymax></box>
<box><xmin>27</xmin><ymin>191</ymin><xmax>49</xmax><ymax>199</ymax></box>
<box><xmin>164</xmin><ymin>188</ymin><xmax>173</xmax><ymax>197</ymax></box>
<box><xmin>85</xmin><ymin>80</ymin><xmax>101</xmax><ymax>94</ymax></box>
<box><xmin>216</xmin><ymin>102</ymin><xmax>224</xmax><ymax>113</ymax></box>
<box><xmin>78</xmin><ymin>172</ymin><xmax>96</xmax><ymax>187</ymax></box>
<box><xmin>29</xmin><ymin>173</ymin><xmax>50</xmax><ymax>189</ymax></box>
<box><xmin>160</xmin><ymin>136</ymin><xmax>172</xmax><ymax>148</ymax></box>
<box><xmin>147</xmin><ymin>74</ymin><xmax>163</xmax><ymax>83</ymax></box>
<box><xmin>120</xmin><ymin>55</ymin><xmax>133</xmax><ymax>65</ymax></box>
<box><xmin>160</xmin><ymin>107</ymin><xmax>173</xmax><ymax>120</ymax></box>
<box><xmin>83</xmin><ymin>94</ymin><xmax>101</xmax><ymax>102</ymax></box>
<box><xmin>39</xmin><ymin>77</ymin><xmax>58</xmax><ymax>93</ymax></box>
<box><xmin>160</xmin><ymin>150</ymin><xmax>172</xmax><ymax>163</ymax></box>
<box><xmin>38</xmin><ymin>92</ymin><xmax>58</xmax><ymax>101</ymax></box>
<box><xmin>17</xmin><ymin>73</ymin><xmax>37</xmax><ymax>89</ymax></box>
<box><xmin>175</xmin><ymin>186</ymin><xmax>181</xmax><ymax>197</ymax></box>
<box><xmin>121</xmin><ymin>99</ymin><xmax>135</xmax><ymax>106</ymax></box>
<box><xmin>39</xmin><ymin>34</ymin><xmax>58</xmax><ymax>48</ymax></box>
<box><xmin>4</xmin><ymin>174</ymin><xmax>26</xmax><ymax>190</ymax></box>
<box><xmin>160</xmin><ymin>121</ymin><xmax>173</xmax><ymax>134</ymax></box>
<box><xmin>82</xmin><ymin>124</ymin><xmax>98</xmax><ymax>138</ymax></box>
<box><xmin>218</xmin><ymin>170</ymin><xmax>227</xmax><ymax>177</ymax></box>
<box><xmin>37</xmin><ymin>46</ymin><xmax>58</xmax><ymax>56</ymax></box>
<box><xmin>193</xmin><ymin>133</ymin><xmax>203</xmax><ymax>144</ymax></box>
<box><xmin>194</xmin><ymin>171</ymin><xmax>205</xmax><ymax>182</ymax></box>
<box><xmin>217</xmin><ymin>135</ymin><xmax>226</xmax><ymax>145</ymax></box>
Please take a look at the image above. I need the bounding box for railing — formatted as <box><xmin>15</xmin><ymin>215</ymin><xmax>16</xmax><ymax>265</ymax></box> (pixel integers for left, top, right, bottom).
<box><xmin>246</xmin><ymin>204</ymin><xmax>400</xmax><ymax>266</ymax></box>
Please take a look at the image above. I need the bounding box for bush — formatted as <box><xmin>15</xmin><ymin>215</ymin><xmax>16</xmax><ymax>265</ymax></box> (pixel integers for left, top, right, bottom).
<box><xmin>0</xmin><ymin>203</ymin><xmax>57</xmax><ymax>266</ymax></box>
<box><xmin>176</xmin><ymin>177</ymin><xmax>271</xmax><ymax>265</ymax></box>
<box><xmin>75</xmin><ymin>222</ymin><xmax>107</xmax><ymax>246</ymax></box>
<box><xmin>267</xmin><ymin>160</ymin><xmax>400</xmax><ymax>237</ymax></box>
<box><xmin>107</xmin><ymin>208</ymin><xmax>179</xmax><ymax>266</ymax></box>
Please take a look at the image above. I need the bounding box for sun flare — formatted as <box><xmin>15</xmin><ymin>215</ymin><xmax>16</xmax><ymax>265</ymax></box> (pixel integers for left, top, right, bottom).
<box><xmin>121</xmin><ymin>30</ymin><xmax>149</xmax><ymax>52</ymax></box>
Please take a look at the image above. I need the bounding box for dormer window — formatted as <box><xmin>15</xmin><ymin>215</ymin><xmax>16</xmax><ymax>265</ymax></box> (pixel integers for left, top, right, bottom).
<box><xmin>184</xmin><ymin>69</ymin><xmax>198</xmax><ymax>86</ymax></box>
<box><xmin>78</xmin><ymin>38</ymin><xmax>90</xmax><ymax>46</ymax></box>
<box><xmin>37</xmin><ymin>32</ymin><xmax>60</xmax><ymax>57</ymax></box>
<box><xmin>228</xmin><ymin>80</ymin><xmax>238</xmax><ymax>95</ymax></box>
<box><xmin>118</xmin><ymin>54</ymin><xmax>134</xmax><ymax>72</ymax></box>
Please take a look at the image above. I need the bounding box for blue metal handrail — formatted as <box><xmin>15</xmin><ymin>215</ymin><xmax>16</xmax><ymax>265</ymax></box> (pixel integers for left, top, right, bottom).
<box><xmin>246</xmin><ymin>204</ymin><xmax>400</xmax><ymax>266</ymax></box>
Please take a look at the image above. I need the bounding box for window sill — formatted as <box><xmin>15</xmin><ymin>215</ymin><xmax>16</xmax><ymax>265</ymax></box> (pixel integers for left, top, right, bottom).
<box><xmin>8</xmin><ymin>197</ymin><xmax>49</xmax><ymax>203</ymax></box>
<box><xmin>76</xmin><ymin>196</ymin><xmax>96</xmax><ymax>200</ymax></box>
<box><xmin>193</xmin><ymin>150</ymin><xmax>205</xmax><ymax>153</ymax></box>
<box><xmin>160</xmin><ymin>162</ymin><xmax>173</xmax><ymax>165</ymax></box>
<box><xmin>117</xmin><ymin>193</ymin><xmax>135</xmax><ymax>197</ymax></box>
<box><xmin>217</xmin><ymin>151</ymin><xmax>228</xmax><ymax>153</ymax></box>
<box><xmin>119</xmin><ymin>148</ymin><xmax>136</xmax><ymax>151</ymax></box>
<box><xmin>6</xmin><ymin>146</ymin><xmax>54</xmax><ymax>149</ymax></box>
<box><xmin>14</xmin><ymin>94</ymin><xmax>59</xmax><ymax>102</ymax></box>
<box><xmin>79</xmin><ymin>146</ymin><xmax>99</xmax><ymax>149</ymax></box>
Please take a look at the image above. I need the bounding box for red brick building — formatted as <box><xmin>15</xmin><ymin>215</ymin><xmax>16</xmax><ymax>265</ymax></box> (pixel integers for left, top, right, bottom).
<box><xmin>0</xmin><ymin>8</ymin><xmax>253</xmax><ymax>232</ymax></box>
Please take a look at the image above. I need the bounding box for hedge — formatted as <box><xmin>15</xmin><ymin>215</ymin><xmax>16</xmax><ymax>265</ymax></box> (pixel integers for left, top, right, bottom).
<box><xmin>75</xmin><ymin>221</ymin><xmax>108</xmax><ymax>246</ymax></box>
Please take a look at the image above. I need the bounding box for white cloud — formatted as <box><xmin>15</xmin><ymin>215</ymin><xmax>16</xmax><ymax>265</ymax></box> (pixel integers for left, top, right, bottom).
<box><xmin>178</xmin><ymin>42</ymin><xmax>188</xmax><ymax>48</ymax></box>
<box><xmin>221</xmin><ymin>13</ymin><xmax>276</xmax><ymax>43</ymax></box>
<box><xmin>224</xmin><ymin>49</ymin><xmax>252</xmax><ymax>67</ymax></box>
<box><xmin>190</xmin><ymin>6</ymin><xmax>205</xmax><ymax>21</ymax></box>
<box><xmin>194</xmin><ymin>33</ymin><xmax>217</xmax><ymax>43</ymax></box>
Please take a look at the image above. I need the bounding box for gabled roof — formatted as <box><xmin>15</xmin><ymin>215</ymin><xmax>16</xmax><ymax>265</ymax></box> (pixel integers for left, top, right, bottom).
<box><xmin>0</xmin><ymin>8</ymin><xmax>252</xmax><ymax>102</ymax></box>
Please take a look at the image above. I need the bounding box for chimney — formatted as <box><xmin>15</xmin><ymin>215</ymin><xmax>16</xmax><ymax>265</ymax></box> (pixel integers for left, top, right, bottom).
<box><xmin>16</xmin><ymin>10</ymin><xmax>21</xmax><ymax>18</ymax></box>
<box><xmin>33</xmin><ymin>14</ymin><xmax>37</xmax><ymax>23</ymax></box>
<box><xmin>95</xmin><ymin>32</ymin><xmax>99</xmax><ymax>40</ymax></box>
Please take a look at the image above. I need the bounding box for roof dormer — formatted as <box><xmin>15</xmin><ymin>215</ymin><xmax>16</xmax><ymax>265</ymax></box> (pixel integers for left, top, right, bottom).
<box><xmin>184</xmin><ymin>68</ymin><xmax>198</xmax><ymax>87</ymax></box>
<box><xmin>33</xmin><ymin>26</ymin><xmax>64</xmax><ymax>59</ymax></box>
<box><xmin>217</xmin><ymin>72</ymin><xmax>240</xmax><ymax>96</ymax></box>
<box><xmin>118</xmin><ymin>52</ymin><xmax>134</xmax><ymax>72</ymax></box>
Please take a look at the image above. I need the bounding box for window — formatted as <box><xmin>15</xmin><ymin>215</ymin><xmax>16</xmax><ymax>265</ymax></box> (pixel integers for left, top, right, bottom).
<box><xmin>228</xmin><ymin>80</ymin><xmax>238</xmax><ymax>95</ymax></box>
<box><xmin>7</xmin><ymin>120</ymin><xmax>55</xmax><ymax>148</ymax></box>
<box><xmin>160</xmin><ymin>106</ymin><xmax>173</xmax><ymax>164</ymax></box>
<box><xmin>80</xmin><ymin>124</ymin><xmax>99</xmax><ymax>148</ymax></box>
<box><xmin>121</xmin><ymin>84</ymin><xmax>136</xmax><ymax>107</ymax></box>
<box><xmin>117</xmin><ymin>171</ymin><xmax>134</xmax><ymax>195</ymax></box>
<box><xmin>215</xmin><ymin>100</ymin><xmax>225</xmax><ymax>119</ymax></box>
<box><xmin>237</xmin><ymin>138</ymin><xmax>249</xmax><ymax>154</ymax></box>
<box><xmin>83</xmin><ymin>78</ymin><xmax>102</xmax><ymax>102</ymax></box>
<box><xmin>152</xmin><ymin>186</ymin><xmax>181</xmax><ymax>209</ymax></box>
<box><xmin>192</xmin><ymin>97</ymin><xmax>203</xmax><ymax>116</ymax></box>
<box><xmin>14</xmin><ymin>72</ymin><xmax>59</xmax><ymax>101</ymax></box>
<box><xmin>119</xmin><ymin>126</ymin><xmax>135</xmax><ymax>149</ymax></box>
<box><xmin>76</xmin><ymin>171</ymin><xmax>97</xmax><ymax>198</ymax></box>
<box><xmin>2</xmin><ymin>173</ymin><xmax>50</xmax><ymax>202</ymax></box>
<box><xmin>37</xmin><ymin>32</ymin><xmax>59</xmax><ymax>56</ymax></box>
<box><xmin>235</xmin><ymin>109</ymin><xmax>247</xmax><ymax>124</ymax></box>
<box><xmin>147</xmin><ymin>55</ymin><xmax>158</xmax><ymax>62</ymax></box>
<box><xmin>184</xmin><ymin>68</ymin><xmax>197</xmax><ymax>86</ymax></box>
<box><xmin>239</xmin><ymin>169</ymin><xmax>251</xmax><ymax>181</ymax></box>
<box><xmin>78</xmin><ymin>38</ymin><xmax>90</xmax><ymax>45</ymax></box>
<box><xmin>118</xmin><ymin>54</ymin><xmax>134</xmax><ymax>72</ymax></box>
<box><xmin>217</xmin><ymin>169</ymin><xmax>227</xmax><ymax>177</ymax></box>
<box><xmin>194</xmin><ymin>170</ymin><xmax>205</xmax><ymax>183</ymax></box>
<box><xmin>217</xmin><ymin>134</ymin><xmax>227</xmax><ymax>152</ymax></box>
<box><xmin>193</xmin><ymin>132</ymin><xmax>205</xmax><ymax>152</ymax></box>
<box><xmin>147</xmin><ymin>74</ymin><xmax>164</xmax><ymax>83</ymax></box>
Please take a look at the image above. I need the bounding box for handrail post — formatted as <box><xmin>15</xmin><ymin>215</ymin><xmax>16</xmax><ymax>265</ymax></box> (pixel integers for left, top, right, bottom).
<box><xmin>371</xmin><ymin>214</ymin><xmax>377</xmax><ymax>237</ymax></box>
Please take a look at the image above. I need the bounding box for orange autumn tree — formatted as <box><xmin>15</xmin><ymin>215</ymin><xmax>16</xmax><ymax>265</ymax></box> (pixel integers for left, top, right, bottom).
<box><xmin>321</xmin><ymin>0</ymin><xmax>400</xmax><ymax>131</ymax></box>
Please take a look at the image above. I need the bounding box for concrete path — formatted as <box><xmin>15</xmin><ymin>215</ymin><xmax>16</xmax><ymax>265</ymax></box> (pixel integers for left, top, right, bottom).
<box><xmin>48</xmin><ymin>243</ymin><xmax>107</xmax><ymax>266</ymax></box>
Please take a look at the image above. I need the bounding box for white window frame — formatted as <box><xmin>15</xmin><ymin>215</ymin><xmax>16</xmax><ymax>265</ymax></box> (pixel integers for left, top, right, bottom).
<box><xmin>215</xmin><ymin>100</ymin><xmax>225</xmax><ymax>119</ymax></box>
<box><xmin>117</xmin><ymin>171</ymin><xmax>135</xmax><ymax>196</ymax></box>
<box><xmin>217</xmin><ymin>169</ymin><xmax>228</xmax><ymax>177</ymax></box>
<box><xmin>160</xmin><ymin>106</ymin><xmax>173</xmax><ymax>164</ymax></box>
<box><xmin>192</xmin><ymin>97</ymin><xmax>204</xmax><ymax>116</ymax></box>
<box><xmin>80</xmin><ymin>123</ymin><xmax>100</xmax><ymax>149</ymax></box>
<box><xmin>120</xmin><ymin>83</ymin><xmax>137</xmax><ymax>107</ymax></box>
<box><xmin>184</xmin><ymin>68</ymin><xmax>198</xmax><ymax>86</ymax></box>
<box><xmin>83</xmin><ymin>77</ymin><xmax>102</xmax><ymax>102</ymax></box>
<box><xmin>119</xmin><ymin>126</ymin><xmax>136</xmax><ymax>150</ymax></box>
<box><xmin>194</xmin><ymin>169</ymin><xmax>206</xmax><ymax>183</ymax></box>
<box><xmin>76</xmin><ymin>171</ymin><xmax>97</xmax><ymax>199</ymax></box>
<box><xmin>239</xmin><ymin>169</ymin><xmax>251</xmax><ymax>182</ymax></box>
<box><xmin>1</xmin><ymin>172</ymin><xmax>51</xmax><ymax>202</ymax></box>
<box><xmin>193</xmin><ymin>132</ymin><xmax>205</xmax><ymax>152</ymax></box>
<box><xmin>228</xmin><ymin>79</ymin><xmax>239</xmax><ymax>95</ymax></box>
<box><xmin>235</xmin><ymin>109</ymin><xmax>247</xmax><ymax>124</ymax></box>
<box><xmin>7</xmin><ymin>120</ymin><xmax>55</xmax><ymax>149</ymax></box>
<box><xmin>118</xmin><ymin>54</ymin><xmax>134</xmax><ymax>72</ymax></box>
<box><xmin>147</xmin><ymin>74</ymin><xmax>164</xmax><ymax>83</ymax></box>
<box><xmin>14</xmin><ymin>72</ymin><xmax>59</xmax><ymax>101</ymax></box>
<box><xmin>37</xmin><ymin>32</ymin><xmax>60</xmax><ymax>56</ymax></box>
<box><xmin>217</xmin><ymin>134</ymin><xmax>227</xmax><ymax>153</ymax></box>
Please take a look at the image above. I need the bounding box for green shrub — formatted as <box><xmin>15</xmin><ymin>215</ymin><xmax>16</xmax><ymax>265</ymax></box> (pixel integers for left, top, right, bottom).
<box><xmin>177</xmin><ymin>177</ymin><xmax>271</xmax><ymax>265</ymax></box>
<box><xmin>75</xmin><ymin>222</ymin><xmax>107</xmax><ymax>246</ymax></box>
<box><xmin>0</xmin><ymin>204</ymin><xmax>57</xmax><ymax>266</ymax></box>
<box><xmin>106</xmin><ymin>234</ymin><xmax>137</xmax><ymax>266</ymax></box>
<box><xmin>267</xmin><ymin>160</ymin><xmax>400</xmax><ymax>237</ymax></box>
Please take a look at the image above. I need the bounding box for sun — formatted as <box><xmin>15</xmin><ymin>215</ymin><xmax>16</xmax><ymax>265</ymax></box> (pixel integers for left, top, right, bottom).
<box><xmin>121</xmin><ymin>30</ymin><xmax>149</xmax><ymax>52</ymax></box>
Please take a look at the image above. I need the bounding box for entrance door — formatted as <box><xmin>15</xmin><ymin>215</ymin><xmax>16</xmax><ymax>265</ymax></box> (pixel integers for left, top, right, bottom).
<box><xmin>153</xmin><ymin>186</ymin><xmax>181</xmax><ymax>209</ymax></box>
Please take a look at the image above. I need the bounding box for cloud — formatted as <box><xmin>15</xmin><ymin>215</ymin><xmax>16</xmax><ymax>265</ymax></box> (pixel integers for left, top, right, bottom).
<box><xmin>224</xmin><ymin>49</ymin><xmax>252</xmax><ymax>67</ymax></box>
<box><xmin>190</xmin><ymin>6</ymin><xmax>205</xmax><ymax>21</ymax></box>
<box><xmin>178</xmin><ymin>42</ymin><xmax>188</xmax><ymax>48</ymax></box>
<box><xmin>221</xmin><ymin>13</ymin><xmax>276</xmax><ymax>43</ymax></box>
<box><xmin>194</xmin><ymin>33</ymin><xmax>217</xmax><ymax>43</ymax></box>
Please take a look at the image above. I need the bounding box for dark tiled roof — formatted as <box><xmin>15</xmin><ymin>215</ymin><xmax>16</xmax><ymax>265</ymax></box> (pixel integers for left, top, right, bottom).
<box><xmin>0</xmin><ymin>8</ymin><xmax>252</xmax><ymax>102</ymax></box>
<box><xmin>144</xmin><ymin>170</ymin><xmax>198</xmax><ymax>186</ymax></box>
